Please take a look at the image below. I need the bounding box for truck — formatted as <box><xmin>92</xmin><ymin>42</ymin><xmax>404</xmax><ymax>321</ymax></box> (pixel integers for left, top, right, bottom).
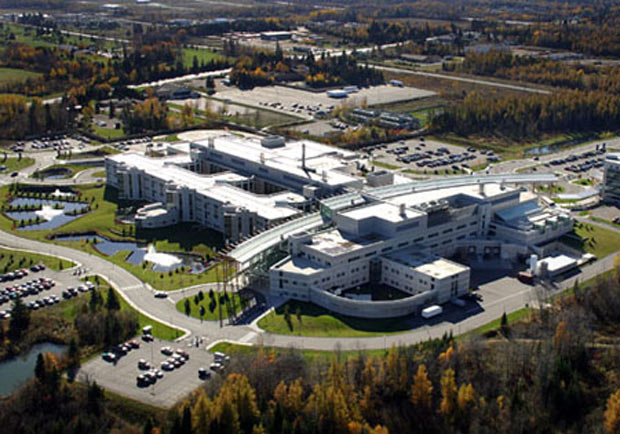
<box><xmin>421</xmin><ymin>305</ymin><xmax>443</xmax><ymax>319</ymax></box>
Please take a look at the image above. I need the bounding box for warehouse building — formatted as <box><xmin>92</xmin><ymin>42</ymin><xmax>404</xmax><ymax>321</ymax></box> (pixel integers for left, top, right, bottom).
<box><xmin>603</xmin><ymin>153</ymin><xmax>620</xmax><ymax>205</ymax></box>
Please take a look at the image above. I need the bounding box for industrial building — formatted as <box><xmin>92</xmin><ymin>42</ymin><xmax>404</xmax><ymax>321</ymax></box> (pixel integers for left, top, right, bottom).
<box><xmin>603</xmin><ymin>153</ymin><xmax>620</xmax><ymax>204</ymax></box>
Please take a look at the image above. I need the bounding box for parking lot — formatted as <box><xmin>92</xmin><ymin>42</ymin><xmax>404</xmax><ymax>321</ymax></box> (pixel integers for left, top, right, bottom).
<box><xmin>214</xmin><ymin>83</ymin><xmax>436</xmax><ymax>120</ymax></box>
<box><xmin>367</xmin><ymin>137</ymin><xmax>491</xmax><ymax>173</ymax></box>
<box><xmin>77</xmin><ymin>337</ymin><xmax>218</xmax><ymax>408</ymax></box>
<box><xmin>0</xmin><ymin>265</ymin><xmax>88</xmax><ymax>319</ymax></box>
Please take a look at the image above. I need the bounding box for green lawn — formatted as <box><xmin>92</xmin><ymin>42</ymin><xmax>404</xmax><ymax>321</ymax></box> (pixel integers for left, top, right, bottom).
<box><xmin>257</xmin><ymin>300</ymin><xmax>415</xmax><ymax>338</ymax></box>
<box><xmin>92</xmin><ymin>125</ymin><xmax>126</xmax><ymax>140</ymax></box>
<box><xmin>181</xmin><ymin>47</ymin><xmax>222</xmax><ymax>69</ymax></box>
<box><xmin>176</xmin><ymin>291</ymin><xmax>242</xmax><ymax>321</ymax></box>
<box><xmin>1</xmin><ymin>157</ymin><xmax>35</xmax><ymax>172</ymax></box>
<box><xmin>92</xmin><ymin>170</ymin><xmax>106</xmax><ymax>178</ymax></box>
<box><xmin>0</xmin><ymin>67</ymin><xmax>42</xmax><ymax>84</ymax></box>
<box><xmin>560</xmin><ymin>221</ymin><xmax>620</xmax><ymax>258</ymax></box>
<box><xmin>0</xmin><ymin>246</ymin><xmax>74</xmax><ymax>272</ymax></box>
<box><xmin>0</xmin><ymin>183</ymin><xmax>225</xmax><ymax>290</ymax></box>
<box><xmin>209</xmin><ymin>341</ymin><xmax>388</xmax><ymax>363</ymax></box>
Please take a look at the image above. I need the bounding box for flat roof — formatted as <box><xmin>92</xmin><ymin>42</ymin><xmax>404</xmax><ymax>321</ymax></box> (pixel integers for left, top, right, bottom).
<box><xmin>192</xmin><ymin>134</ymin><xmax>361</xmax><ymax>188</ymax></box>
<box><xmin>276</xmin><ymin>256</ymin><xmax>324</xmax><ymax>275</ymax></box>
<box><xmin>340</xmin><ymin>202</ymin><xmax>422</xmax><ymax>223</ymax></box>
<box><xmin>383</xmin><ymin>248</ymin><xmax>469</xmax><ymax>280</ymax></box>
<box><xmin>108</xmin><ymin>153</ymin><xmax>303</xmax><ymax>221</ymax></box>
<box><xmin>383</xmin><ymin>183</ymin><xmax>515</xmax><ymax>209</ymax></box>
<box><xmin>538</xmin><ymin>255</ymin><xmax>578</xmax><ymax>273</ymax></box>
<box><xmin>309</xmin><ymin>228</ymin><xmax>385</xmax><ymax>257</ymax></box>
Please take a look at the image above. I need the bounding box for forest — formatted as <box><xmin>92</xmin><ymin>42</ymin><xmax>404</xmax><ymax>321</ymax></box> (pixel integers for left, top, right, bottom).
<box><xmin>2</xmin><ymin>264</ymin><xmax>620</xmax><ymax>433</ymax></box>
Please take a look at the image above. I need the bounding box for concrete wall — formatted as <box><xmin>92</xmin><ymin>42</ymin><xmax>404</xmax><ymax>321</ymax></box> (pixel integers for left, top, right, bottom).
<box><xmin>308</xmin><ymin>287</ymin><xmax>434</xmax><ymax>319</ymax></box>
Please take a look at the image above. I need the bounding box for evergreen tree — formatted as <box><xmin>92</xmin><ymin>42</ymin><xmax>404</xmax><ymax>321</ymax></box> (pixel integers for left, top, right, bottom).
<box><xmin>106</xmin><ymin>288</ymin><xmax>121</xmax><ymax>311</ymax></box>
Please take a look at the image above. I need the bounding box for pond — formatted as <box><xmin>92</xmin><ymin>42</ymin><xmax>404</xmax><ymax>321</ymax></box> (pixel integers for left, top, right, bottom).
<box><xmin>6</xmin><ymin>197</ymin><xmax>89</xmax><ymax>231</ymax></box>
<box><xmin>35</xmin><ymin>167</ymin><xmax>73</xmax><ymax>180</ymax></box>
<box><xmin>54</xmin><ymin>234</ymin><xmax>206</xmax><ymax>273</ymax></box>
<box><xmin>0</xmin><ymin>342</ymin><xmax>67</xmax><ymax>397</ymax></box>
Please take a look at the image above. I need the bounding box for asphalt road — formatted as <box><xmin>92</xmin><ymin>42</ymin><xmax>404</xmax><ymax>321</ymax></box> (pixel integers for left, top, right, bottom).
<box><xmin>372</xmin><ymin>64</ymin><xmax>551</xmax><ymax>95</ymax></box>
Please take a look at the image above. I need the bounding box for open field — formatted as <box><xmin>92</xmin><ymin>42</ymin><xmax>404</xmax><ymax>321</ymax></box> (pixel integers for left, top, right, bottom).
<box><xmin>0</xmin><ymin>67</ymin><xmax>42</xmax><ymax>85</ymax></box>
<box><xmin>92</xmin><ymin>125</ymin><xmax>126</xmax><ymax>140</ymax></box>
<box><xmin>181</xmin><ymin>47</ymin><xmax>222</xmax><ymax>68</ymax></box>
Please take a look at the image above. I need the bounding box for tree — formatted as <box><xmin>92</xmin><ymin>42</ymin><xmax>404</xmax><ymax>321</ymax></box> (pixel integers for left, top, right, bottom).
<box><xmin>283</xmin><ymin>304</ymin><xmax>293</xmax><ymax>331</ymax></box>
<box><xmin>411</xmin><ymin>364</ymin><xmax>433</xmax><ymax>411</ymax></box>
<box><xmin>8</xmin><ymin>297</ymin><xmax>30</xmax><ymax>339</ymax></box>
<box><xmin>106</xmin><ymin>287</ymin><xmax>121</xmax><ymax>311</ymax></box>
<box><xmin>87</xmin><ymin>381</ymin><xmax>105</xmax><ymax>416</ymax></box>
<box><xmin>34</xmin><ymin>353</ymin><xmax>46</xmax><ymax>384</ymax></box>
<box><xmin>606</xmin><ymin>389</ymin><xmax>620</xmax><ymax>434</ymax></box>
<box><xmin>199</xmin><ymin>305</ymin><xmax>206</xmax><ymax>322</ymax></box>
<box><xmin>295</xmin><ymin>305</ymin><xmax>302</xmax><ymax>325</ymax></box>
<box><xmin>500</xmin><ymin>311</ymin><xmax>509</xmax><ymax>336</ymax></box>
<box><xmin>439</xmin><ymin>368</ymin><xmax>457</xmax><ymax>420</ymax></box>
<box><xmin>185</xmin><ymin>298</ymin><xmax>191</xmax><ymax>316</ymax></box>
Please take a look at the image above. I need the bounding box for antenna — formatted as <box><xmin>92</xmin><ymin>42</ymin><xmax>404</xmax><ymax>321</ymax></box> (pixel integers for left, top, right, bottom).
<box><xmin>302</xmin><ymin>143</ymin><xmax>306</xmax><ymax>169</ymax></box>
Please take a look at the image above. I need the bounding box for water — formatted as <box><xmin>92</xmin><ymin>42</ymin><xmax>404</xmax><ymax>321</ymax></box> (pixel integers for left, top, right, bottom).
<box><xmin>0</xmin><ymin>342</ymin><xmax>66</xmax><ymax>397</ymax></box>
<box><xmin>6</xmin><ymin>197</ymin><xmax>89</xmax><ymax>231</ymax></box>
<box><xmin>37</xmin><ymin>167</ymin><xmax>72</xmax><ymax>180</ymax></box>
<box><xmin>54</xmin><ymin>234</ymin><xmax>204</xmax><ymax>273</ymax></box>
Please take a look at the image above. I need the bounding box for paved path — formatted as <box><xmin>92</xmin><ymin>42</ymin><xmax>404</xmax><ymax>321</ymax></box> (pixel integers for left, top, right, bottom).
<box><xmin>372</xmin><ymin>64</ymin><xmax>551</xmax><ymax>95</ymax></box>
<box><xmin>0</xmin><ymin>222</ymin><xmax>616</xmax><ymax>351</ymax></box>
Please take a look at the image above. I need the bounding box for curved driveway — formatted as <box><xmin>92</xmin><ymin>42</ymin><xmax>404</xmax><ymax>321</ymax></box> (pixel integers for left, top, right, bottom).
<box><xmin>0</xmin><ymin>223</ymin><xmax>616</xmax><ymax>351</ymax></box>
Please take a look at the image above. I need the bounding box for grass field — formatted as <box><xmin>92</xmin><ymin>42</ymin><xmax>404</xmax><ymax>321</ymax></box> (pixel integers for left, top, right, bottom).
<box><xmin>176</xmin><ymin>291</ymin><xmax>242</xmax><ymax>321</ymax></box>
<box><xmin>2</xmin><ymin>157</ymin><xmax>35</xmax><ymax>172</ymax></box>
<box><xmin>257</xmin><ymin>300</ymin><xmax>414</xmax><ymax>338</ymax></box>
<box><xmin>92</xmin><ymin>170</ymin><xmax>106</xmax><ymax>178</ymax></box>
<box><xmin>561</xmin><ymin>221</ymin><xmax>620</xmax><ymax>258</ymax></box>
<box><xmin>0</xmin><ymin>67</ymin><xmax>42</xmax><ymax>84</ymax></box>
<box><xmin>0</xmin><ymin>246</ymin><xmax>74</xmax><ymax>272</ymax></box>
<box><xmin>92</xmin><ymin>125</ymin><xmax>126</xmax><ymax>140</ymax></box>
<box><xmin>181</xmin><ymin>47</ymin><xmax>222</xmax><ymax>69</ymax></box>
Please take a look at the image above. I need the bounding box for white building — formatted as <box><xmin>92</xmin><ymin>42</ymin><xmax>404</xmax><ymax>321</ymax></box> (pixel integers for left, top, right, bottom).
<box><xmin>105</xmin><ymin>134</ymin><xmax>363</xmax><ymax>242</ymax></box>
<box><xmin>269</xmin><ymin>181</ymin><xmax>573</xmax><ymax>318</ymax></box>
<box><xmin>105</xmin><ymin>152</ymin><xmax>309</xmax><ymax>243</ymax></box>
<box><xmin>603</xmin><ymin>153</ymin><xmax>620</xmax><ymax>204</ymax></box>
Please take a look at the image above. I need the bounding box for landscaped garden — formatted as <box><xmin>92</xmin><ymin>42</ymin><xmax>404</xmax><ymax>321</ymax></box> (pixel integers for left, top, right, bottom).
<box><xmin>0</xmin><ymin>182</ymin><xmax>226</xmax><ymax>290</ymax></box>
<box><xmin>176</xmin><ymin>289</ymin><xmax>243</xmax><ymax>321</ymax></box>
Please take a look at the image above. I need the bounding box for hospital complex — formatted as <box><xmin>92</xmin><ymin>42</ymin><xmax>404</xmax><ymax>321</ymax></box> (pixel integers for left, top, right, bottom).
<box><xmin>105</xmin><ymin>132</ymin><xmax>575</xmax><ymax>318</ymax></box>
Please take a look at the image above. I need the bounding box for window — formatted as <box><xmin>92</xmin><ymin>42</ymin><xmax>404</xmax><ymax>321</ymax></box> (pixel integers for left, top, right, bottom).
<box><xmin>428</xmin><ymin>232</ymin><xmax>438</xmax><ymax>238</ymax></box>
